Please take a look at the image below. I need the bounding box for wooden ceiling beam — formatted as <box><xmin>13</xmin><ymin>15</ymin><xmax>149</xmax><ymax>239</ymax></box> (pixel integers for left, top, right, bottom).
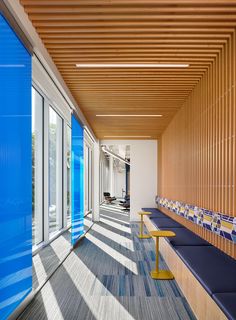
<box><xmin>20</xmin><ymin>0</ymin><xmax>236</xmax><ymax>6</ymax></box>
<box><xmin>45</xmin><ymin>44</ymin><xmax>225</xmax><ymax>49</ymax></box>
<box><xmin>40</xmin><ymin>34</ymin><xmax>230</xmax><ymax>40</ymax></box>
<box><xmin>30</xmin><ymin>20</ymin><xmax>236</xmax><ymax>27</ymax></box>
<box><xmin>63</xmin><ymin>74</ymin><xmax>203</xmax><ymax>78</ymax></box>
<box><xmin>67</xmin><ymin>82</ymin><xmax>200</xmax><ymax>86</ymax></box>
<box><xmin>67</xmin><ymin>81</ymin><xmax>199</xmax><ymax>85</ymax></box>
<box><xmin>23</xmin><ymin>6</ymin><xmax>236</xmax><ymax>14</ymax></box>
<box><xmin>50</xmin><ymin>54</ymin><xmax>219</xmax><ymax>60</ymax></box>
<box><xmin>36</xmin><ymin>27</ymin><xmax>234</xmax><ymax>34</ymax></box>
<box><xmin>65</xmin><ymin>78</ymin><xmax>202</xmax><ymax>82</ymax></box>
<box><xmin>60</xmin><ymin>67</ymin><xmax>206</xmax><ymax>73</ymax></box>
<box><xmin>72</xmin><ymin>88</ymin><xmax>194</xmax><ymax>91</ymax></box>
<box><xmin>54</xmin><ymin>58</ymin><xmax>215</xmax><ymax>63</ymax></box>
<box><xmin>28</xmin><ymin>12</ymin><xmax>236</xmax><ymax>20</ymax></box>
<box><xmin>43</xmin><ymin>39</ymin><xmax>227</xmax><ymax>45</ymax></box>
<box><xmin>46</xmin><ymin>47</ymin><xmax>226</xmax><ymax>56</ymax></box>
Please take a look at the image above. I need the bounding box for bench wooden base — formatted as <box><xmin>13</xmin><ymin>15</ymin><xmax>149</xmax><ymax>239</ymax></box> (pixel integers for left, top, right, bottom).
<box><xmin>144</xmin><ymin>216</ymin><xmax>227</xmax><ymax>320</ymax></box>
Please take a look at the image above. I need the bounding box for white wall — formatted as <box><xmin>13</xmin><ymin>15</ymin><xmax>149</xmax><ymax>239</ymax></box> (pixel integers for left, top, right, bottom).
<box><xmin>114</xmin><ymin>168</ymin><xmax>126</xmax><ymax>198</ymax></box>
<box><xmin>101</xmin><ymin>140</ymin><xmax>158</xmax><ymax>221</ymax></box>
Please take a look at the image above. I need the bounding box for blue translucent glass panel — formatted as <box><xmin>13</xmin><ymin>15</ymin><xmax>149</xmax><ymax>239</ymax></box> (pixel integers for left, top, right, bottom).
<box><xmin>0</xmin><ymin>14</ymin><xmax>32</xmax><ymax>320</ymax></box>
<box><xmin>71</xmin><ymin>115</ymin><xmax>84</xmax><ymax>245</ymax></box>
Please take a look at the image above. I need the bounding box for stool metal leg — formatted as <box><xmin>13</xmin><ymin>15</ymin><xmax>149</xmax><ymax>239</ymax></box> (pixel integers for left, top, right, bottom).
<box><xmin>138</xmin><ymin>215</ymin><xmax>151</xmax><ymax>239</ymax></box>
<box><xmin>150</xmin><ymin>237</ymin><xmax>174</xmax><ymax>280</ymax></box>
<box><xmin>140</xmin><ymin>215</ymin><xmax>143</xmax><ymax>235</ymax></box>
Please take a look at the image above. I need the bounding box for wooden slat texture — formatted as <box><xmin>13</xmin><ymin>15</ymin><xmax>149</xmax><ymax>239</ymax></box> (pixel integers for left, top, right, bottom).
<box><xmin>158</xmin><ymin>30</ymin><xmax>236</xmax><ymax>258</ymax></box>
<box><xmin>20</xmin><ymin>0</ymin><xmax>236</xmax><ymax>139</ymax></box>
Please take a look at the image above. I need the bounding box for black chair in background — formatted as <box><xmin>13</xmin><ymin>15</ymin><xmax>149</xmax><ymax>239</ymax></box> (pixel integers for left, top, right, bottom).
<box><xmin>119</xmin><ymin>194</ymin><xmax>130</xmax><ymax>211</ymax></box>
<box><xmin>104</xmin><ymin>192</ymin><xmax>116</xmax><ymax>204</ymax></box>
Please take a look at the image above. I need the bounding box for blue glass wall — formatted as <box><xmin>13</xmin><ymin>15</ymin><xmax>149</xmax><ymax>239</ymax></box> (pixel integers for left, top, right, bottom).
<box><xmin>71</xmin><ymin>115</ymin><xmax>84</xmax><ymax>245</ymax></box>
<box><xmin>0</xmin><ymin>14</ymin><xmax>32</xmax><ymax>320</ymax></box>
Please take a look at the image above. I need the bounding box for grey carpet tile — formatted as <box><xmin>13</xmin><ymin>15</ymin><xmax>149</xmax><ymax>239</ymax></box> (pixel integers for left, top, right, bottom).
<box><xmin>33</xmin><ymin>230</ymin><xmax>72</xmax><ymax>290</ymax></box>
<box><xmin>33</xmin><ymin>214</ymin><xmax>93</xmax><ymax>291</ymax></box>
<box><xmin>84</xmin><ymin>213</ymin><xmax>94</xmax><ymax>232</ymax></box>
<box><xmin>19</xmin><ymin>209</ymin><xmax>196</xmax><ymax>320</ymax></box>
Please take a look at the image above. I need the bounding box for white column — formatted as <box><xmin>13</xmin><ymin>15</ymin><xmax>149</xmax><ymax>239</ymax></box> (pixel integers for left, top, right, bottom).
<box><xmin>92</xmin><ymin>141</ymin><xmax>100</xmax><ymax>222</ymax></box>
<box><xmin>109</xmin><ymin>155</ymin><xmax>114</xmax><ymax>196</ymax></box>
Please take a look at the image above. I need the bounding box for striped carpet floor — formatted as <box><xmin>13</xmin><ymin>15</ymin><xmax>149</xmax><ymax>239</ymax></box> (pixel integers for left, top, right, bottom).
<box><xmin>19</xmin><ymin>209</ymin><xmax>196</xmax><ymax>320</ymax></box>
<box><xmin>100</xmin><ymin>200</ymin><xmax>129</xmax><ymax>213</ymax></box>
<box><xmin>32</xmin><ymin>213</ymin><xmax>94</xmax><ymax>291</ymax></box>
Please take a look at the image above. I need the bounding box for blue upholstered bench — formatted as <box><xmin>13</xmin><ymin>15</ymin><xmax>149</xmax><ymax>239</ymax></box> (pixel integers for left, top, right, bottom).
<box><xmin>213</xmin><ymin>293</ymin><xmax>236</xmax><ymax>320</ymax></box>
<box><xmin>143</xmin><ymin>207</ymin><xmax>236</xmax><ymax>320</ymax></box>
<box><xmin>149</xmin><ymin>216</ymin><xmax>183</xmax><ymax>229</ymax></box>
<box><xmin>175</xmin><ymin>246</ymin><xmax>236</xmax><ymax>295</ymax></box>
<box><xmin>142</xmin><ymin>208</ymin><xmax>167</xmax><ymax>218</ymax></box>
<box><xmin>160</xmin><ymin>227</ymin><xmax>211</xmax><ymax>247</ymax></box>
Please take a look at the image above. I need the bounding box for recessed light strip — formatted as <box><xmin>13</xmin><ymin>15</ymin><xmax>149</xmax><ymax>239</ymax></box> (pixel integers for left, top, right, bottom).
<box><xmin>76</xmin><ymin>63</ymin><xmax>189</xmax><ymax>68</ymax></box>
<box><xmin>96</xmin><ymin>114</ymin><xmax>162</xmax><ymax>117</ymax></box>
<box><xmin>104</xmin><ymin>136</ymin><xmax>152</xmax><ymax>138</ymax></box>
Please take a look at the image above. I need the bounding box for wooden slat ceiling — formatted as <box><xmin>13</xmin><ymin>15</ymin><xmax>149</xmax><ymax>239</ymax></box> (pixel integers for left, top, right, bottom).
<box><xmin>21</xmin><ymin>0</ymin><xmax>236</xmax><ymax>139</ymax></box>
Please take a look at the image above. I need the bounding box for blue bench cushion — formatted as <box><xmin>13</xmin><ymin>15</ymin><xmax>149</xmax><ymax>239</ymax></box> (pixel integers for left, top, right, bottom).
<box><xmin>213</xmin><ymin>293</ymin><xmax>236</xmax><ymax>320</ymax></box>
<box><xmin>175</xmin><ymin>246</ymin><xmax>236</xmax><ymax>295</ymax></box>
<box><xmin>163</xmin><ymin>227</ymin><xmax>211</xmax><ymax>247</ymax></box>
<box><xmin>150</xmin><ymin>217</ymin><xmax>184</xmax><ymax>229</ymax></box>
<box><xmin>142</xmin><ymin>208</ymin><xmax>167</xmax><ymax>218</ymax></box>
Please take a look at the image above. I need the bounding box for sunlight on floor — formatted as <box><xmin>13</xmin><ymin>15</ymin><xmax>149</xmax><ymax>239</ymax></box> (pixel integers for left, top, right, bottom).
<box><xmin>41</xmin><ymin>282</ymin><xmax>64</xmax><ymax>319</ymax></box>
<box><xmin>99</xmin><ymin>216</ymin><xmax>131</xmax><ymax>234</ymax></box>
<box><xmin>100</xmin><ymin>213</ymin><xmax>129</xmax><ymax>226</ymax></box>
<box><xmin>86</xmin><ymin>232</ymin><xmax>138</xmax><ymax>275</ymax></box>
<box><xmin>35</xmin><ymin>254</ymin><xmax>64</xmax><ymax>319</ymax></box>
<box><xmin>50</xmin><ymin>237</ymin><xmax>71</xmax><ymax>262</ymax></box>
<box><xmin>92</xmin><ymin>222</ymin><xmax>132</xmax><ymax>246</ymax></box>
<box><xmin>33</xmin><ymin>254</ymin><xmax>48</xmax><ymax>284</ymax></box>
<box><xmin>64</xmin><ymin>251</ymin><xmax>136</xmax><ymax>320</ymax></box>
<box><xmin>101</xmin><ymin>206</ymin><xmax>129</xmax><ymax>216</ymax></box>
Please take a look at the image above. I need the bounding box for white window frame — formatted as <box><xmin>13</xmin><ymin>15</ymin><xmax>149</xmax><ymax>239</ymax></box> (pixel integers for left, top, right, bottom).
<box><xmin>63</xmin><ymin>123</ymin><xmax>72</xmax><ymax>228</ymax></box>
<box><xmin>48</xmin><ymin>105</ymin><xmax>63</xmax><ymax>239</ymax></box>
<box><xmin>32</xmin><ymin>86</ymin><xmax>44</xmax><ymax>249</ymax></box>
<box><xmin>32</xmin><ymin>82</ymin><xmax>72</xmax><ymax>254</ymax></box>
<box><xmin>84</xmin><ymin>130</ymin><xmax>94</xmax><ymax>215</ymax></box>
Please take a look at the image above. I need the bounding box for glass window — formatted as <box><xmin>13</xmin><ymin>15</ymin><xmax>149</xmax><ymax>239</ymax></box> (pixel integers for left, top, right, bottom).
<box><xmin>49</xmin><ymin>107</ymin><xmax>63</xmax><ymax>236</ymax></box>
<box><xmin>32</xmin><ymin>87</ymin><xmax>43</xmax><ymax>246</ymax></box>
<box><xmin>66</xmin><ymin>125</ymin><xmax>71</xmax><ymax>226</ymax></box>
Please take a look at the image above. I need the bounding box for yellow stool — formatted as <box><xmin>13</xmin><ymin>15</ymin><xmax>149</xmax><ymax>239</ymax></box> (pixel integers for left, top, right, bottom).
<box><xmin>150</xmin><ymin>230</ymin><xmax>176</xmax><ymax>280</ymax></box>
<box><xmin>137</xmin><ymin>211</ymin><xmax>152</xmax><ymax>239</ymax></box>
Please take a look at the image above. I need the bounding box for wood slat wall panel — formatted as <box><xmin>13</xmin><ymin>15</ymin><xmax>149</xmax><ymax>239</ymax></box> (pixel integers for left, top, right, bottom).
<box><xmin>159</xmin><ymin>31</ymin><xmax>236</xmax><ymax>258</ymax></box>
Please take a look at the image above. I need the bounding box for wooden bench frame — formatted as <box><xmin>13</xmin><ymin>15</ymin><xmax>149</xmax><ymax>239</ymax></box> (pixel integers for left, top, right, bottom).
<box><xmin>144</xmin><ymin>215</ymin><xmax>227</xmax><ymax>320</ymax></box>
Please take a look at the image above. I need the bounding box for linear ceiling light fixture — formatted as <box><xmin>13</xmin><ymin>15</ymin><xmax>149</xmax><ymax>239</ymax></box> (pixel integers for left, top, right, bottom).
<box><xmin>76</xmin><ymin>63</ymin><xmax>189</xmax><ymax>68</ymax></box>
<box><xmin>96</xmin><ymin>114</ymin><xmax>162</xmax><ymax>117</ymax></box>
<box><xmin>104</xmin><ymin>136</ymin><xmax>152</xmax><ymax>138</ymax></box>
